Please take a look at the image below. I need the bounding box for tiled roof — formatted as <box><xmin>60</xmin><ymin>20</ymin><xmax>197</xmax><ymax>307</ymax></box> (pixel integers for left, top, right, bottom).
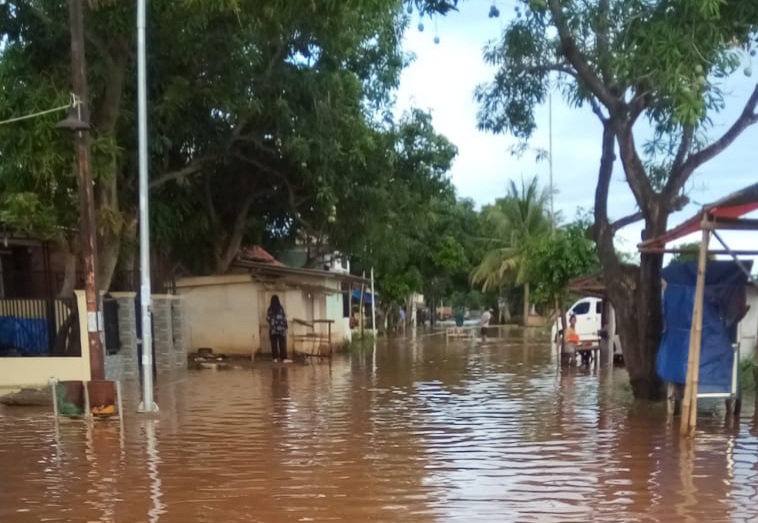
<box><xmin>237</xmin><ymin>245</ymin><xmax>285</xmax><ymax>266</ymax></box>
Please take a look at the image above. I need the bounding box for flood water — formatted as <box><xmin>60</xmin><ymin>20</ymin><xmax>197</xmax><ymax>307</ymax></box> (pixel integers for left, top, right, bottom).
<box><xmin>2</xmin><ymin>331</ymin><xmax>758</xmax><ymax>523</ymax></box>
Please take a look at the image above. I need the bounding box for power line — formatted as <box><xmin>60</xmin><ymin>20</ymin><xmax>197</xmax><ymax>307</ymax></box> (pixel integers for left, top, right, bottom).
<box><xmin>0</xmin><ymin>94</ymin><xmax>78</xmax><ymax>127</ymax></box>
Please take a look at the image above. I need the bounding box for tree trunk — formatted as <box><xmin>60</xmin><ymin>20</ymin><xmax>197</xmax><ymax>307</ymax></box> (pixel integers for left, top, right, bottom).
<box><xmin>522</xmin><ymin>282</ymin><xmax>530</xmax><ymax>326</ymax></box>
<box><xmin>593</xmin><ymin>120</ymin><xmax>666</xmax><ymax>400</ymax></box>
<box><xmin>93</xmin><ymin>40</ymin><xmax>129</xmax><ymax>293</ymax></box>
<box><xmin>212</xmin><ymin>194</ymin><xmax>256</xmax><ymax>274</ymax></box>
<box><xmin>618</xmin><ymin>249</ymin><xmax>665</xmax><ymax>400</ymax></box>
<box><xmin>57</xmin><ymin>237</ymin><xmax>78</xmax><ymax>298</ymax></box>
<box><xmin>97</xmin><ymin>227</ymin><xmax>121</xmax><ymax>292</ymax></box>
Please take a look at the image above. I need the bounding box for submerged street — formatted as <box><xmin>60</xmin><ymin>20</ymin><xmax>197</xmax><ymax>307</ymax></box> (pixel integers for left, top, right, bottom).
<box><xmin>2</xmin><ymin>332</ymin><xmax>758</xmax><ymax>523</ymax></box>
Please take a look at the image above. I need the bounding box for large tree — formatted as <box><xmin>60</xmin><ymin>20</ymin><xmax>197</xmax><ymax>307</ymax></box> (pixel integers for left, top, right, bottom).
<box><xmin>476</xmin><ymin>0</ymin><xmax>758</xmax><ymax>399</ymax></box>
<box><xmin>0</xmin><ymin>0</ymin><xmax>462</xmax><ymax>289</ymax></box>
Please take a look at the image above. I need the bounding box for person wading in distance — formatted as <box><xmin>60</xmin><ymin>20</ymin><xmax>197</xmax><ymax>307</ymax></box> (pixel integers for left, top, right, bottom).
<box><xmin>267</xmin><ymin>295</ymin><xmax>291</xmax><ymax>363</ymax></box>
<box><xmin>480</xmin><ymin>308</ymin><xmax>492</xmax><ymax>341</ymax></box>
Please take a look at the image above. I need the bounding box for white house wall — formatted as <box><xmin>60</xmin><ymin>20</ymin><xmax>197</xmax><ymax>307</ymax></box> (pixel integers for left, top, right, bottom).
<box><xmin>179</xmin><ymin>280</ymin><xmax>261</xmax><ymax>355</ymax></box>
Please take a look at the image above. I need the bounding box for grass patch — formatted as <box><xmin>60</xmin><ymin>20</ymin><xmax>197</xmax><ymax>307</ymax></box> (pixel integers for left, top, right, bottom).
<box><xmin>739</xmin><ymin>358</ymin><xmax>757</xmax><ymax>392</ymax></box>
<box><xmin>339</xmin><ymin>331</ymin><xmax>376</xmax><ymax>353</ymax></box>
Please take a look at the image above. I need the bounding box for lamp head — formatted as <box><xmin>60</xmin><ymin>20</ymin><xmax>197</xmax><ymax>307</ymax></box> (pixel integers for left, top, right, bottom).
<box><xmin>56</xmin><ymin>104</ymin><xmax>90</xmax><ymax>131</ymax></box>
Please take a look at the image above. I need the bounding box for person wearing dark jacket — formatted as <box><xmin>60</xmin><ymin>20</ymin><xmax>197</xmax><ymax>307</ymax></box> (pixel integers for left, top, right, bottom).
<box><xmin>267</xmin><ymin>295</ymin><xmax>291</xmax><ymax>363</ymax></box>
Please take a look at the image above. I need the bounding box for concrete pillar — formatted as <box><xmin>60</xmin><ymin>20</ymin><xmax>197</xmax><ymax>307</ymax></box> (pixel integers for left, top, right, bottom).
<box><xmin>104</xmin><ymin>292</ymin><xmax>138</xmax><ymax>381</ymax></box>
<box><xmin>152</xmin><ymin>296</ymin><xmax>174</xmax><ymax>373</ymax></box>
<box><xmin>170</xmin><ymin>297</ymin><xmax>187</xmax><ymax>370</ymax></box>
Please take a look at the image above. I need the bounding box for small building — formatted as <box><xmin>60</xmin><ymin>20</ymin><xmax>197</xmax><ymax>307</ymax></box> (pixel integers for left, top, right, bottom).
<box><xmin>175</xmin><ymin>247</ymin><xmax>368</xmax><ymax>357</ymax></box>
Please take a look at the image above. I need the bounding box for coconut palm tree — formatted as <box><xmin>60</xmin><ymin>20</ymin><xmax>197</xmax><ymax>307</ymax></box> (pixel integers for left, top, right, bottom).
<box><xmin>472</xmin><ymin>176</ymin><xmax>551</xmax><ymax>324</ymax></box>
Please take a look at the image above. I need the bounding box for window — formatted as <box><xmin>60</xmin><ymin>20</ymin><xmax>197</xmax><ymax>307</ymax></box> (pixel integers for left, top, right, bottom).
<box><xmin>572</xmin><ymin>301</ymin><xmax>591</xmax><ymax>315</ymax></box>
<box><xmin>596</xmin><ymin>301</ymin><xmax>603</xmax><ymax>314</ymax></box>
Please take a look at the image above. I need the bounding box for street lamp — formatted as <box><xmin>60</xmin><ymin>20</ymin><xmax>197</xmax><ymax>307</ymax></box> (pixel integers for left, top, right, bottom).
<box><xmin>60</xmin><ymin>0</ymin><xmax>105</xmax><ymax>381</ymax></box>
<box><xmin>136</xmin><ymin>0</ymin><xmax>157</xmax><ymax>413</ymax></box>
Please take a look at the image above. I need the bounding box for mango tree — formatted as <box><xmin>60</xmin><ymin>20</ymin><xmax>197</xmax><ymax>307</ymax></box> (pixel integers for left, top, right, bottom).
<box><xmin>476</xmin><ymin>0</ymin><xmax>758</xmax><ymax>399</ymax></box>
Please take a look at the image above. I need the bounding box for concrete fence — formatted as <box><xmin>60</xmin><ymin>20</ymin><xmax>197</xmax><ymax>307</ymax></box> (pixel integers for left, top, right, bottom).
<box><xmin>104</xmin><ymin>293</ymin><xmax>187</xmax><ymax>382</ymax></box>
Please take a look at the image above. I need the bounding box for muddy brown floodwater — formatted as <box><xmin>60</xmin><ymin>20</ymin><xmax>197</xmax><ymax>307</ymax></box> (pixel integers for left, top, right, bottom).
<box><xmin>2</xmin><ymin>331</ymin><xmax>758</xmax><ymax>523</ymax></box>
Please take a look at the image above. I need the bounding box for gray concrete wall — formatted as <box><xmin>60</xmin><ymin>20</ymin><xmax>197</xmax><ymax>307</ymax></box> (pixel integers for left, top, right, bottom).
<box><xmin>171</xmin><ymin>297</ymin><xmax>188</xmax><ymax>370</ymax></box>
<box><xmin>103</xmin><ymin>293</ymin><xmax>187</xmax><ymax>381</ymax></box>
<box><xmin>105</xmin><ymin>293</ymin><xmax>139</xmax><ymax>382</ymax></box>
<box><xmin>153</xmin><ymin>295</ymin><xmax>187</xmax><ymax>373</ymax></box>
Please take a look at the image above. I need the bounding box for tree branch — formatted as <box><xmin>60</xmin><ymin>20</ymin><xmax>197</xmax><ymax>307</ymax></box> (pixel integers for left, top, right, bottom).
<box><xmin>523</xmin><ymin>63</ymin><xmax>578</xmax><ymax>79</ymax></box>
<box><xmin>149</xmin><ymin>159</ymin><xmax>205</xmax><ymax>189</ymax></box>
<box><xmin>672</xmin><ymin>125</ymin><xmax>694</xmax><ymax>173</ymax></box>
<box><xmin>613</xmin><ymin>119</ymin><xmax>655</xmax><ymax>214</ymax></box>
<box><xmin>596</xmin><ymin>0</ymin><xmax>612</xmax><ymax>84</ymax></box>
<box><xmin>232</xmin><ymin>153</ymin><xmax>313</xmax><ymax>230</ymax></box>
<box><xmin>233</xmin><ymin>135</ymin><xmax>281</xmax><ymax>158</ymax></box>
<box><xmin>203</xmin><ymin>172</ymin><xmax>218</xmax><ymax>227</ymax></box>
<box><xmin>218</xmin><ymin>191</ymin><xmax>257</xmax><ymax>273</ymax></box>
<box><xmin>93</xmin><ymin>38</ymin><xmax>128</xmax><ymax>134</ymax></box>
<box><xmin>667</xmin><ymin>83</ymin><xmax>758</xmax><ymax>198</ymax></box>
<box><xmin>233</xmin><ymin>152</ymin><xmax>283</xmax><ymax>178</ymax></box>
<box><xmin>589</xmin><ymin>96</ymin><xmax>608</xmax><ymax>122</ymax></box>
<box><xmin>611</xmin><ymin>211</ymin><xmax>644</xmax><ymax>233</ymax></box>
<box><xmin>628</xmin><ymin>89</ymin><xmax>651</xmax><ymax>124</ymax></box>
<box><xmin>593</xmin><ymin>121</ymin><xmax>616</xmax><ymax>236</ymax></box>
<box><xmin>547</xmin><ymin>0</ymin><xmax>621</xmax><ymax>113</ymax></box>
<box><xmin>592</xmin><ymin>121</ymin><xmax>627</xmax><ymax>298</ymax></box>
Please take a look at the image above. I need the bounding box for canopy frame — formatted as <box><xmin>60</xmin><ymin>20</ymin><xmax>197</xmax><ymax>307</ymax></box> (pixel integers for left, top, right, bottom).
<box><xmin>637</xmin><ymin>182</ymin><xmax>758</xmax><ymax>437</ymax></box>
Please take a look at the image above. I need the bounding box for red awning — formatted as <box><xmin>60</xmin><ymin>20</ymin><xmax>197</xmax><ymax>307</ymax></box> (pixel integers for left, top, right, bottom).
<box><xmin>639</xmin><ymin>182</ymin><xmax>758</xmax><ymax>249</ymax></box>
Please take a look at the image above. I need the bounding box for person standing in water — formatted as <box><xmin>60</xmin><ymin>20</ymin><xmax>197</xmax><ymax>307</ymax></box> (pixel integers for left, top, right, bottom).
<box><xmin>479</xmin><ymin>308</ymin><xmax>492</xmax><ymax>341</ymax></box>
<box><xmin>267</xmin><ymin>295</ymin><xmax>291</xmax><ymax>363</ymax></box>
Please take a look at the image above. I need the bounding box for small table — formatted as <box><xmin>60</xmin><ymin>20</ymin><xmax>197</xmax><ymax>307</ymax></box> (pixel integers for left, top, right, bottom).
<box><xmin>576</xmin><ymin>344</ymin><xmax>601</xmax><ymax>367</ymax></box>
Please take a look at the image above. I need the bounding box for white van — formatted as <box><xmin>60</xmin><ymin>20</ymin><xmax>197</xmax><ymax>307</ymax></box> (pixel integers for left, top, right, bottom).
<box><xmin>550</xmin><ymin>297</ymin><xmax>623</xmax><ymax>359</ymax></box>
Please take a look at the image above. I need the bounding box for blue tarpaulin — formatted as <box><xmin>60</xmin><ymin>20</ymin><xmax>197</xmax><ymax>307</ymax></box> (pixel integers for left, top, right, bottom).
<box><xmin>351</xmin><ymin>289</ymin><xmax>375</xmax><ymax>305</ymax></box>
<box><xmin>657</xmin><ymin>260</ymin><xmax>752</xmax><ymax>394</ymax></box>
<box><xmin>0</xmin><ymin>316</ymin><xmax>49</xmax><ymax>355</ymax></box>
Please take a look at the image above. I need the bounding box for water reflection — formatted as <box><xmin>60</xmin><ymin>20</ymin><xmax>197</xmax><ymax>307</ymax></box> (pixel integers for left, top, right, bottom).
<box><xmin>144</xmin><ymin>419</ymin><xmax>165</xmax><ymax>523</ymax></box>
<box><xmin>1</xmin><ymin>336</ymin><xmax>758</xmax><ymax>522</ymax></box>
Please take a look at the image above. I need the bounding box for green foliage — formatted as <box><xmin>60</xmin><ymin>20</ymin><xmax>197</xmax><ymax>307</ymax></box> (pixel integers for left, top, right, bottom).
<box><xmin>669</xmin><ymin>241</ymin><xmax>714</xmax><ymax>264</ymax></box>
<box><xmin>478</xmin><ymin>0</ymin><xmax>758</xmax><ymax>136</ymax></box>
<box><xmin>523</xmin><ymin>225</ymin><xmax>599</xmax><ymax>307</ymax></box>
<box><xmin>739</xmin><ymin>358</ymin><xmax>756</xmax><ymax>393</ymax></box>
<box><xmin>0</xmin><ymin>0</ymin><xmax>471</xmax><ymax>283</ymax></box>
<box><xmin>471</xmin><ymin>176</ymin><xmax>551</xmax><ymax>291</ymax></box>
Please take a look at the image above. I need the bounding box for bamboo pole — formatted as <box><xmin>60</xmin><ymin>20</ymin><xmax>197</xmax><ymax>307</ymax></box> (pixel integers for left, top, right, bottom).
<box><xmin>359</xmin><ymin>272</ymin><xmax>365</xmax><ymax>337</ymax></box>
<box><xmin>680</xmin><ymin>225</ymin><xmax>711</xmax><ymax>436</ymax></box>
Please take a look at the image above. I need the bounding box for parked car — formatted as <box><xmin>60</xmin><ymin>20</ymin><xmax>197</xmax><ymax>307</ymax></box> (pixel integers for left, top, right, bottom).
<box><xmin>551</xmin><ymin>297</ymin><xmax>623</xmax><ymax>360</ymax></box>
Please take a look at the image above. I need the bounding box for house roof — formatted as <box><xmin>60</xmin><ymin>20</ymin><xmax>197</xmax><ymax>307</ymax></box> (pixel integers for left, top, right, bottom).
<box><xmin>568</xmin><ymin>274</ymin><xmax>606</xmax><ymax>298</ymax></box>
<box><xmin>232</xmin><ymin>259</ymin><xmax>370</xmax><ymax>286</ymax></box>
<box><xmin>237</xmin><ymin>245</ymin><xmax>285</xmax><ymax>266</ymax></box>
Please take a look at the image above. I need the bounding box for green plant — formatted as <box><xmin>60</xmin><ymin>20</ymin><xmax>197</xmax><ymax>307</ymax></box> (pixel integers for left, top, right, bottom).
<box><xmin>739</xmin><ymin>358</ymin><xmax>757</xmax><ymax>393</ymax></box>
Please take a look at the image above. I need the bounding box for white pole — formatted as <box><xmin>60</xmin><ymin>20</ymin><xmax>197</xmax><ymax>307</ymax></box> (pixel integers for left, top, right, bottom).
<box><xmin>370</xmin><ymin>267</ymin><xmax>377</xmax><ymax>336</ymax></box>
<box><xmin>548</xmin><ymin>91</ymin><xmax>555</xmax><ymax>230</ymax></box>
<box><xmin>137</xmin><ymin>0</ymin><xmax>157</xmax><ymax>413</ymax></box>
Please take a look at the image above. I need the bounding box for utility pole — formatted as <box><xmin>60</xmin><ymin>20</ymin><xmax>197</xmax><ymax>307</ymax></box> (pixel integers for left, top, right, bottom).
<box><xmin>137</xmin><ymin>0</ymin><xmax>157</xmax><ymax>412</ymax></box>
<box><xmin>548</xmin><ymin>91</ymin><xmax>555</xmax><ymax>233</ymax></box>
<box><xmin>65</xmin><ymin>0</ymin><xmax>104</xmax><ymax>380</ymax></box>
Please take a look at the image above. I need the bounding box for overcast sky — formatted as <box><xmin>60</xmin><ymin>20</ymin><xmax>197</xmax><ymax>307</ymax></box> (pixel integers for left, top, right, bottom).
<box><xmin>394</xmin><ymin>1</ymin><xmax>758</xmax><ymax>265</ymax></box>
